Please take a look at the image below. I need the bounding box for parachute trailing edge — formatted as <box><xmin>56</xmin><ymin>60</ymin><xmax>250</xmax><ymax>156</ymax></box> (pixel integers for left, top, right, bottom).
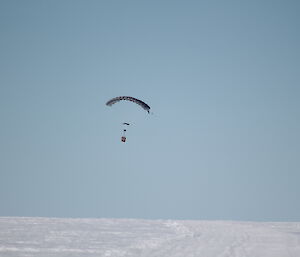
<box><xmin>106</xmin><ymin>96</ymin><xmax>150</xmax><ymax>113</ymax></box>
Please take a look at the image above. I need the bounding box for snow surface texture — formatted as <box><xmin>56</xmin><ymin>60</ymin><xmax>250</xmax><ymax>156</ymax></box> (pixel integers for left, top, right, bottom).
<box><xmin>0</xmin><ymin>217</ymin><xmax>300</xmax><ymax>257</ymax></box>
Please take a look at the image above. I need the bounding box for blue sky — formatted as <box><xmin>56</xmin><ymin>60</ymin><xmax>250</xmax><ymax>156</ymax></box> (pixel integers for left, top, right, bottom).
<box><xmin>0</xmin><ymin>0</ymin><xmax>299</xmax><ymax>221</ymax></box>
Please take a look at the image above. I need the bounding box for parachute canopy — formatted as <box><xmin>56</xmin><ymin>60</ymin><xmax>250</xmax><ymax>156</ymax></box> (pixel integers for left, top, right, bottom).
<box><xmin>106</xmin><ymin>96</ymin><xmax>150</xmax><ymax>113</ymax></box>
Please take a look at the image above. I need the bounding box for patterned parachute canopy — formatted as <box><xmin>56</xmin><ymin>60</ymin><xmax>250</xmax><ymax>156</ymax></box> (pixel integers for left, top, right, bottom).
<box><xmin>106</xmin><ymin>96</ymin><xmax>150</xmax><ymax>113</ymax></box>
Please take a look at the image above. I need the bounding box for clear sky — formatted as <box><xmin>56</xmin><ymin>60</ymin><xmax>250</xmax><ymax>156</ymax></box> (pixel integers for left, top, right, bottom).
<box><xmin>0</xmin><ymin>0</ymin><xmax>299</xmax><ymax>221</ymax></box>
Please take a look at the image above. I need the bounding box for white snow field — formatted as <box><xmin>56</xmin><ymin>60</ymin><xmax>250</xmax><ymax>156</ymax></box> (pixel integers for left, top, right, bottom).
<box><xmin>0</xmin><ymin>217</ymin><xmax>300</xmax><ymax>257</ymax></box>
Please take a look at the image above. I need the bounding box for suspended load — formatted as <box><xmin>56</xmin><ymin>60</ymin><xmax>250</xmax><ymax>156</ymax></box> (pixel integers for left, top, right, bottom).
<box><xmin>121</xmin><ymin>122</ymin><xmax>130</xmax><ymax>143</ymax></box>
<box><xmin>106</xmin><ymin>96</ymin><xmax>150</xmax><ymax>113</ymax></box>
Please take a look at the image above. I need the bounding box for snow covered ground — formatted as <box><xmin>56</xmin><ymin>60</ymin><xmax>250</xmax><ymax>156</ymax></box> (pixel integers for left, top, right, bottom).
<box><xmin>0</xmin><ymin>217</ymin><xmax>300</xmax><ymax>257</ymax></box>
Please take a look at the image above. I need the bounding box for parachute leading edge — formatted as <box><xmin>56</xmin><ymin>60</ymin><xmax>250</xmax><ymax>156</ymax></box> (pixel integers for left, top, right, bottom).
<box><xmin>106</xmin><ymin>96</ymin><xmax>150</xmax><ymax>113</ymax></box>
